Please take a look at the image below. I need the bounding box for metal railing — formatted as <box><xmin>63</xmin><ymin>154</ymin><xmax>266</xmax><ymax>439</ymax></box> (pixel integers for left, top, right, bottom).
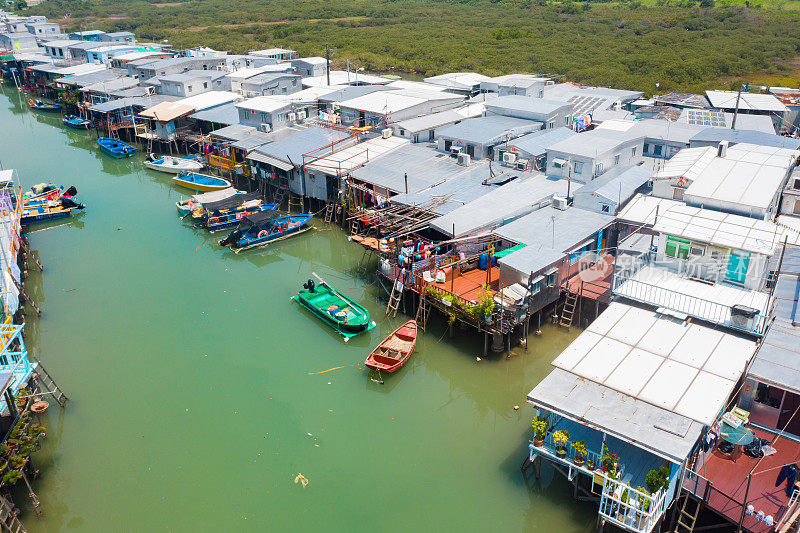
<box><xmin>530</xmin><ymin>434</ymin><xmax>669</xmax><ymax>533</ymax></box>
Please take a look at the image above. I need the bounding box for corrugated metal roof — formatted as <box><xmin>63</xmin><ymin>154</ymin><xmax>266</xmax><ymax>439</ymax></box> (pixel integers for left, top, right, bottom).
<box><xmin>436</xmin><ymin>115</ymin><xmax>542</xmax><ymax>145</ymax></box>
<box><xmin>706</xmin><ymin>90</ymin><xmax>787</xmax><ymax>113</ymax></box>
<box><xmin>389</xmin><ymin>172</ymin><xmax>494</xmax><ymax>215</ymax></box>
<box><xmin>248</xmin><ymin>126</ymin><xmax>349</xmax><ymax>166</ymax></box>
<box><xmin>88</xmin><ymin>94</ymin><xmax>177</xmax><ymax>113</ymax></box>
<box><xmin>430</xmin><ymin>174</ymin><xmax>570</xmax><ymax>236</ymax></box>
<box><xmin>573</xmin><ymin>165</ymin><xmax>652</xmax><ymax>204</ymax></box>
<box><xmin>495</xmin><ymin>206</ymin><xmax>613</xmax><ymax>275</ymax></box>
<box><xmin>189</xmin><ymin>102</ymin><xmax>240</xmax><ymax>125</ymax></box>
<box><xmin>485</xmin><ymin>95</ymin><xmax>572</xmax><ymax>116</ymax></box>
<box><xmin>393</xmin><ymin>109</ymin><xmax>463</xmax><ymax>133</ymax></box>
<box><xmin>548</xmin><ymin>128</ymin><xmax>644</xmax><ymax>158</ymax></box>
<box><xmin>747</xmin><ymin>244</ymin><xmax>800</xmax><ymax>392</ymax></box>
<box><xmin>506</xmin><ymin>127</ymin><xmax>577</xmax><ymax>157</ymax></box>
<box><xmin>349</xmin><ymin>143</ymin><xmax>488</xmax><ymax>194</ymax></box>
<box><xmin>690</xmin><ymin>128</ymin><xmax>800</xmax><ymax>149</ymax></box>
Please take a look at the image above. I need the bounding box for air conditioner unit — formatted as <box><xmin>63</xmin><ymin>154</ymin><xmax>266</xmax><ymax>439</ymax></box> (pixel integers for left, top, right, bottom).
<box><xmin>502</xmin><ymin>152</ymin><xmax>517</xmax><ymax>164</ymax></box>
<box><xmin>381</xmin><ymin>128</ymin><xmax>393</xmax><ymax>139</ymax></box>
<box><xmin>287</xmin><ymin>112</ymin><xmax>297</xmax><ymax>122</ymax></box>
<box><xmin>450</xmin><ymin>146</ymin><xmax>463</xmax><ymax>157</ymax></box>
<box><xmin>552</xmin><ymin>196</ymin><xmax>568</xmax><ymax>211</ymax></box>
<box><xmin>457</xmin><ymin>153</ymin><xmax>471</xmax><ymax>167</ymax></box>
<box><xmin>296</xmin><ymin>110</ymin><xmax>306</xmax><ymax>121</ymax></box>
<box><xmin>259</xmin><ymin>123</ymin><xmax>271</xmax><ymax>133</ymax></box>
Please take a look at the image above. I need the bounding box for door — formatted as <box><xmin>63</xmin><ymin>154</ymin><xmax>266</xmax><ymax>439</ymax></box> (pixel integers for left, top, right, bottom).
<box><xmin>725</xmin><ymin>249</ymin><xmax>750</xmax><ymax>284</ymax></box>
<box><xmin>778</xmin><ymin>391</ymin><xmax>800</xmax><ymax>438</ymax></box>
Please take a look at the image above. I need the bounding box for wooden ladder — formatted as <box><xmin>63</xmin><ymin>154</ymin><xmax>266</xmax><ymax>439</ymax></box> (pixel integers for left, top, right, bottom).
<box><xmin>273</xmin><ymin>185</ymin><xmax>289</xmax><ymax>210</ymax></box>
<box><xmin>559</xmin><ymin>288</ymin><xmax>578</xmax><ymax>329</ymax></box>
<box><xmin>356</xmin><ymin>247</ymin><xmax>375</xmax><ymax>275</ymax></box>
<box><xmin>385</xmin><ymin>273</ymin><xmax>403</xmax><ymax>318</ymax></box>
<box><xmin>33</xmin><ymin>360</ymin><xmax>67</xmax><ymax>407</ymax></box>
<box><xmin>323</xmin><ymin>202</ymin><xmax>335</xmax><ymax>224</ymax></box>
<box><xmin>415</xmin><ymin>294</ymin><xmax>431</xmax><ymax>332</ymax></box>
<box><xmin>20</xmin><ymin>237</ymin><xmax>42</xmax><ymax>272</ymax></box>
<box><xmin>674</xmin><ymin>495</ymin><xmax>701</xmax><ymax>533</ymax></box>
<box><xmin>0</xmin><ymin>493</ymin><xmax>26</xmax><ymax>533</ymax></box>
<box><xmin>349</xmin><ymin>218</ymin><xmax>360</xmax><ymax>236</ymax></box>
<box><xmin>7</xmin><ymin>275</ymin><xmax>39</xmax><ymax>317</ymax></box>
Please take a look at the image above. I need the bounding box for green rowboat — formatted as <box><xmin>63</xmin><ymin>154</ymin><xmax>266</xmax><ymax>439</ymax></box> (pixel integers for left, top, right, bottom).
<box><xmin>293</xmin><ymin>278</ymin><xmax>375</xmax><ymax>339</ymax></box>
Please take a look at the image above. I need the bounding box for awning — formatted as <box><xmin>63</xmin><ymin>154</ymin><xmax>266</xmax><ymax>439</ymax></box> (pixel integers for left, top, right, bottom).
<box><xmin>0</xmin><ymin>55</ymin><xmax>15</xmax><ymax>61</ymax></box>
<box><xmin>247</xmin><ymin>152</ymin><xmax>293</xmax><ymax>171</ymax></box>
<box><xmin>552</xmin><ymin>158</ymin><xmax>568</xmax><ymax>168</ymax></box>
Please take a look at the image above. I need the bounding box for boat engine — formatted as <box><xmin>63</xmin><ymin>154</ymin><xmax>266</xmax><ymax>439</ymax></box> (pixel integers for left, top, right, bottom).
<box><xmin>60</xmin><ymin>198</ymin><xmax>84</xmax><ymax>210</ymax></box>
<box><xmin>302</xmin><ymin>279</ymin><xmax>316</xmax><ymax>293</ymax></box>
<box><xmin>219</xmin><ymin>228</ymin><xmax>243</xmax><ymax>247</ymax></box>
<box><xmin>62</xmin><ymin>186</ymin><xmax>77</xmax><ymax>199</ymax></box>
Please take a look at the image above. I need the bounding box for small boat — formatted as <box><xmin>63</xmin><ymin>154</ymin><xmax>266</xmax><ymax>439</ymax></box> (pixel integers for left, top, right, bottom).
<box><xmin>144</xmin><ymin>153</ymin><xmax>205</xmax><ymax>174</ymax></box>
<box><xmin>292</xmin><ymin>275</ymin><xmax>376</xmax><ymax>338</ymax></box>
<box><xmin>97</xmin><ymin>137</ymin><xmax>135</xmax><ymax>158</ymax></box>
<box><xmin>176</xmin><ymin>188</ymin><xmax>240</xmax><ymax>217</ymax></box>
<box><xmin>23</xmin><ymin>185</ymin><xmax>77</xmax><ymax>209</ymax></box>
<box><xmin>22</xmin><ymin>183</ymin><xmax>65</xmax><ymax>203</ymax></box>
<box><xmin>172</xmin><ymin>172</ymin><xmax>230</xmax><ymax>193</ymax></box>
<box><xmin>21</xmin><ymin>197</ymin><xmax>84</xmax><ymax>224</ymax></box>
<box><xmin>62</xmin><ymin>115</ymin><xmax>91</xmax><ymax>129</ymax></box>
<box><xmin>28</xmin><ymin>99</ymin><xmax>62</xmax><ymax>112</ymax></box>
<box><xmin>365</xmin><ymin>320</ymin><xmax>418</xmax><ymax>373</ymax></box>
<box><xmin>218</xmin><ymin>212</ymin><xmax>312</xmax><ymax>252</ymax></box>
<box><xmin>200</xmin><ymin>193</ymin><xmax>276</xmax><ymax>232</ymax></box>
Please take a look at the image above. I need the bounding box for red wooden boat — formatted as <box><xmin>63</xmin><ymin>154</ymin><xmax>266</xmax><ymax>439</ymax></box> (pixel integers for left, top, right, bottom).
<box><xmin>365</xmin><ymin>320</ymin><xmax>417</xmax><ymax>373</ymax></box>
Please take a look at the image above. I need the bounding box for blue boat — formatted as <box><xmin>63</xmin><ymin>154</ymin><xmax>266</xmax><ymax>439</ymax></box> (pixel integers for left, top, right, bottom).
<box><xmin>219</xmin><ymin>212</ymin><xmax>313</xmax><ymax>253</ymax></box>
<box><xmin>62</xmin><ymin>115</ymin><xmax>91</xmax><ymax>129</ymax></box>
<box><xmin>97</xmin><ymin>137</ymin><xmax>135</xmax><ymax>158</ymax></box>
<box><xmin>172</xmin><ymin>172</ymin><xmax>231</xmax><ymax>192</ymax></box>
<box><xmin>201</xmin><ymin>199</ymin><xmax>278</xmax><ymax>233</ymax></box>
<box><xmin>28</xmin><ymin>99</ymin><xmax>62</xmax><ymax>112</ymax></box>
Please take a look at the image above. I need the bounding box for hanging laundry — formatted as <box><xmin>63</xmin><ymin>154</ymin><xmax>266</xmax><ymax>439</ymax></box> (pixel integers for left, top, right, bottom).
<box><xmin>775</xmin><ymin>464</ymin><xmax>797</xmax><ymax>497</ymax></box>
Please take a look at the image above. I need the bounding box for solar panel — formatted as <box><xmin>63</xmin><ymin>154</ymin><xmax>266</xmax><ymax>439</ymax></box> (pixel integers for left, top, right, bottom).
<box><xmin>686</xmin><ymin>109</ymin><xmax>726</xmax><ymax>127</ymax></box>
<box><xmin>568</xmin><ymin>95</ymin><xmax>607</xmax><ymax>116</ymax></box>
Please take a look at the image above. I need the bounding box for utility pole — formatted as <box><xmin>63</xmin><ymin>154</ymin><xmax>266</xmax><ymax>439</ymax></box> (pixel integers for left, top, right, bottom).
<box><xmin>731</xmin><ymin>85</ymin><xmax>743</xmax><ymax>130</ymax></box>
<box><xmin>325</xmin><ymin>44</ymin><xmax>331</xmax><ymax>86</ymax></box>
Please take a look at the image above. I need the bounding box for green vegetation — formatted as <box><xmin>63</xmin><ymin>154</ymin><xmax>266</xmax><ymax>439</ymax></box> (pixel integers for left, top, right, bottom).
<box><xmin>23</xmin><ymin>0</ymin><xmax>800</xmax><ymax>92</ymax></box>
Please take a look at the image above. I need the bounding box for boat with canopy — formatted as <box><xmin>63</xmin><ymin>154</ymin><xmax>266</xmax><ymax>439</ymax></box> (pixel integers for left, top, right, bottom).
<box><xmin>218</xmin><ymin>211</ymin><xmax>312</xmax><ymax>252</ymax></box>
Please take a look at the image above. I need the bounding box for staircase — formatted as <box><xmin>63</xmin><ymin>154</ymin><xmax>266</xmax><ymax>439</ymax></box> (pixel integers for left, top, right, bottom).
<box><xmin>323</xmin><ymin>202</ymin><xmax>336</xmax><ymax>224</ymax></box>
<box><xmin>0</xmin><ymin>493</ymin><xmax>25</xmax><ymax>533</ymax></box>
<box><xmin>32</xmin><ymin>360</ymin><xmax>67</xmax><ymax>407</ymax></box>
<box><xmin>559</xmin><ymin>288</ymin><xmax>579</xmax><ymax>329</ymax></box>
<box><xmin>674</xmin><ymin>495</ymin><xmax>701</xmax><ymax>533</ymax></box>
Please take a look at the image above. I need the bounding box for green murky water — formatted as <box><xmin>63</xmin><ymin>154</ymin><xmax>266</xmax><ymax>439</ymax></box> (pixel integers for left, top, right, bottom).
<box><xmin>0</xmin><ymin>84</ymin><xmax>595</xmax><ymax>532</ymax></box>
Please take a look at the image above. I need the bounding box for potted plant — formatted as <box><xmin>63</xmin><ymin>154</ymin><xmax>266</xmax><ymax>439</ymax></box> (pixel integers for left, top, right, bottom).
<box><xmin>636</xmin><ymin>486</ymin><xmax>651</xmax><ymax>512</ymax></box>
<box><xmin>586</xmin><ymin>458</ymin><xmax>596</xmax><ymax>471</ymax></box>
<box><xmin>572</xmin><ymin>440</ymin><xmax>587</xmax><ymax>467</ymax></box>
<box><xmin>645</xmin><ymin>466</ymin><xmax>669</xmax><ymax>494</ymax></box>
<box><xmin>601</xmin><ymin>445</ymin><xmax>620</xmax><ymax>477</ymax></box>
<box><xmin>531</xmin><ymin>416</ymin><xmax>548</xmax><ymax>447</ymax></box>
<box><xmin>9</xmin><ymin>455</ymin><xmax>23</xmax><ymax>470</ymax></box>
<box><xmin>442</xmin><ymin>293</ymin><xmax>454</xmax><ymax>307</ymax></box>
<box><xmin>553</xmin><ymin>430</ymin><xmax>570</xmax><ymax>458</ymax></box>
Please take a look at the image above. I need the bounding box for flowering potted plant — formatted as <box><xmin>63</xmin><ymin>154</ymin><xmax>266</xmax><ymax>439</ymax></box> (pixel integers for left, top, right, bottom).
<box><xmin>572</xmin><ymin>440</ymin><xmax>587</xmax><ymax>467</ymax></box>
<box><xmin>601</xmin><ymin>445</ymin><xmax>620</xmax><ymax>477</ymax></box>
<box><xmin>531</xmin><ymin>416</ymin><xmax>548</xmax><ymax>447</ymax></box>
<box><xmin>553</xmin><ymin>430</ymin><xmax>570</xmax><ymax>458</ymax></box>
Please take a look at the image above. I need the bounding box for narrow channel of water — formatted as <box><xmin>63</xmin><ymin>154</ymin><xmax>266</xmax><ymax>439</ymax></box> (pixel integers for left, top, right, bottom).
<box><xmin>0</xmin><ymin>83</ymin><xmax>596</xmax><ymax>532</ymax></box>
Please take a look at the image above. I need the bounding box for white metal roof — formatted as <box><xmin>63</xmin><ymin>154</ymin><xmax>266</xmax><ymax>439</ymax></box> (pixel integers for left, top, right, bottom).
<box><xmin>235</xmin><ymin>95</ymin><xmax>292</xmax><ymax>113</ymax></box>
<box><xmin>304</xmin><ymin>135</ymin><xmax>408</xmax><ymax>176</ymax></box>
<box><xmin>706</xmin><ymin>90</ymin><xmax>787</xmax><ymax>113</ymax></box>
<box><xmin>655</xmin><ymin>146</ymin><xmax>717</xmax><ymax>182</ymax></box>
<box><xmin>654</xmin><ymin>202</ymin><xmax>785</xmax><ymax>255</ymax></box>
<box><xmin>54</xmin><ymin>63</ymin><xmax>106</xmax><ymax>76</ymax></box>
<box><xmin>338</xmin><ymin>89</ymin><xmax>462</xmax><ymax>115</ymax></box>
<box><xmin>682</xmin><ymin>143</ymin><xmax>798</xmax><ymax>213</ymax></box>
<box><xmin>423</xmin><ymin>72</ymin><xmax>491</xmax><ymax>91</ymax></box>
<box><xmin>178</xmin><ymin>91</ymin><xmax>239</xmax><ymax>111</ymax></box>
<box><xmin>551</xmin><ymin>302</ymin><xmax>757</xmax><ymax>425</ymax></box>
<box><xmin>618</xmin><ymin>194</ymin><xmax>687</xmax><ymax>225</ymax></box>
<box><xmin>300</xmin><ymin>70</ymin><xmax>390</xmax><ymax>87</ymax></box>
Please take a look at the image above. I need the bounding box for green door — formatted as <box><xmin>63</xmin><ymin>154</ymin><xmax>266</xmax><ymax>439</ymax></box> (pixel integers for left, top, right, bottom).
<box><xmin>726</xmin><ymin>249</ymin><xmax>750</xmax><ymax>284</ymax></box>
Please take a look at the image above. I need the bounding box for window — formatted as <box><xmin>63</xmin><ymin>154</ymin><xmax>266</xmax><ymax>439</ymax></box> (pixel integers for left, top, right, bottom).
<box><xmin>413</xmin><ymin>134</ymin><xmax>419</xmax><ymax>143</ymax></box>
<box><xmin>673</xmin><ymin>187</ymin><xmax>685</xmax><ymax>201</ymax></box>
<box><xmin>565</xmin><ymin>116</ymin><xmax>570</xmax><ymax>125</ymax></box>
<box><xmin>794</xmin><ymin>178</ymin><xmax>800</xmax><ymax>190</ymax></box>
<box><xmin>601</xmin><ymin>204</ymin><xmax>610</xmax><ymax>213</ymax></box>
<box><xmin>429</xmin><ymin>130</ymin><xmax>435</xmax><ymax>141</ymax></box>
<box><xmin>399</xmin><ymin>129</ymin><xmax>406</xmax><ymax>136</ymax></box>
<box><xmin>203</xmin><ymin>82</ymin><xmax>208</xmax><ymax>89</ymax></box>
<box><xmin>664</xmin><ymin>236</ymin><xmax>691</xmax><ymax>259</ymax></box>
<box><xmin>614</xmin><ymin>154</ymin><xmax>620</xmax><ymax>165</ymax></box>
<box><xmin>187</xmin><ymin>85</ymin><xmax>192</xmax><ymax>93</ymax></box>
<box><xmin>654</xmin><ymin>145</ymin><xmax>663</xmax><ymax>156</ymax></box>
<box><xmin>547</xmin><ymin>121</ymin><xmax>554</xmax><ymax>129</ymax></box>
<box><xmin>594</xmin><ymin>163</ymin><xmax>603</xmax><ymax>176</ymax></box>
<box><xmin>530</xmin><ymin>280</ymin><xmax>541</xmax><ymax>295</ymax></box>
<box><xmin>292</xmin><ymin>79</ymin><xmax>297</xmax><ymax>86</ymax></box>
<box><xmin>573</xmin><ymin>161</ymin><xmax>584</xmax><ymax>174</ymax></box>
<box><xmin>545</xmin><ymin>269</ymin><xmax>557</xmax><ymax>287</ymax></box>
<box><xmin>644</xmin><ymin>143</ymin><xmax>650</xmax><ymax>153</ymax></box>
<box><xmin>216</xmin><ymin>81</ymin><xmax>221</xmax><ymax>86</ymax></box>
<box><xmin>631</xmin><ymin>147</ymin><xmax>637</xmax><ymax>157</ymax></box>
